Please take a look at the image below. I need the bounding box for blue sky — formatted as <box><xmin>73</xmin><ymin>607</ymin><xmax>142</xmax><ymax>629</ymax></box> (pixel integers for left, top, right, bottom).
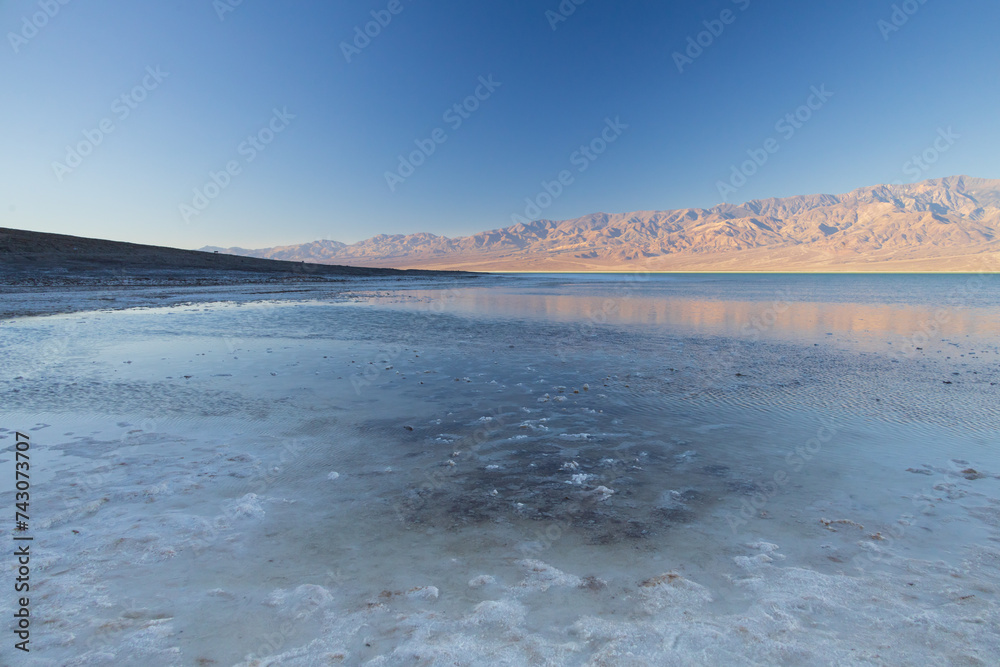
<box><xmin>2</xmin><ymin>0</ymin><xmax>998</xmax><ymax>249</ymax></box>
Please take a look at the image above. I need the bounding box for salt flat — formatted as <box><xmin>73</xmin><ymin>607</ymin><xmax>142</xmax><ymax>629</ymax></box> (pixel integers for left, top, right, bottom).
<box><xmin>1</xmin><ymin>273</ymin><xmax>999</xmax><ymax>665</ymax></box>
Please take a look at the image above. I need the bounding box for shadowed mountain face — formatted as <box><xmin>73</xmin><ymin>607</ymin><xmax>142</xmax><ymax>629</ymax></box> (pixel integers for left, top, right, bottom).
<box><xmin>202</xmin><ymin>176</ymin><xmax>1000</xmax><ymax>271</ymax></box>
<box><xmin>0</xmin><ymin>227</ymin><xmax>471</xmax><ymax>284</ymax></box>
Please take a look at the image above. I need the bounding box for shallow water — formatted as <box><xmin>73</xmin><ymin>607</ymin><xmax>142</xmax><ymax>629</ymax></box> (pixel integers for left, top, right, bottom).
<box><xmin>1</xmin><ymin>274</ymin><xmax>999</xmax><ymax>665</ymax></box>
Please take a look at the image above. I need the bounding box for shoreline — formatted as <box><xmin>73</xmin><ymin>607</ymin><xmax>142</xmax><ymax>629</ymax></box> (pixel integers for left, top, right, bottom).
<box><xmin>0</xmin><ymin>273</ymin><xmax>489</xmax><ymax>321</ymax></box>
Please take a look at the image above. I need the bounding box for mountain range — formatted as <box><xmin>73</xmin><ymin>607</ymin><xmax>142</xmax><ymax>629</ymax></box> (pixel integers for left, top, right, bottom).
<box><xmin>201</xmin><ymin>176</ymin><xmax>1000</xmax><ymax>271</ymax></box>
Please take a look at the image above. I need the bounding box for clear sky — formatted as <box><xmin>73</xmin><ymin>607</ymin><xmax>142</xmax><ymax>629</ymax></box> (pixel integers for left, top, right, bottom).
<box><xmin>2</xmin><ymin>0</ymin><xmax>998</xmax><ymax>249</ymax></box>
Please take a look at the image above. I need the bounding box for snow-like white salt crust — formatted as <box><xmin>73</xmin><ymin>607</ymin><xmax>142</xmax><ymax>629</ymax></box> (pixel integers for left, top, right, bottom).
<box><xmin>3</xmin><ymin>277</ymin><xmax>999</xmax><ymax>664</ymax></box>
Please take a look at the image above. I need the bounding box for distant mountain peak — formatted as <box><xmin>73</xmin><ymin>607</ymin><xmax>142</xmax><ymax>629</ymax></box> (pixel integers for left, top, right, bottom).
<box><xmin>199</xmin><ymin>176</ymin><xmax>1000</xmax><ymax>271</ymax></box>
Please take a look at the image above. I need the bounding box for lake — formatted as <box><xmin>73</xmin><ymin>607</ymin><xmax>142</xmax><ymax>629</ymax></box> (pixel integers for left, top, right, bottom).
<box><xmin>1</xmin><ymin>273</ymin><xmax>998</xmax><ymax>664</ymax></box>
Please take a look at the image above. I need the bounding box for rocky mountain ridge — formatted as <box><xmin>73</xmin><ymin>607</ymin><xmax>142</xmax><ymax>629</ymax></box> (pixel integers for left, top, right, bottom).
<box><xmin>202</xmin><ymin>176</ymin><xmax>1000</xmax><ymax>271</ymax></box>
